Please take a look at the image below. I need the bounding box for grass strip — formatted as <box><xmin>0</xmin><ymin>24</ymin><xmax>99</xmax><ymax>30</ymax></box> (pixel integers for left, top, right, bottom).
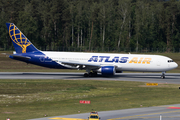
<box><xmin>0</xmin><ymin>79</ymin><xmax>180</xmax><ymax>120</ymax></box>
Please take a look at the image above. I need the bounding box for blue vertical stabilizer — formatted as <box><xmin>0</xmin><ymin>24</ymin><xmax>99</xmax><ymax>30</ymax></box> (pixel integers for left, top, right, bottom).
<box><xmin>6</xmin><ymin>23</ymin><xmax>39</xmax><ymax>53</ymax></box>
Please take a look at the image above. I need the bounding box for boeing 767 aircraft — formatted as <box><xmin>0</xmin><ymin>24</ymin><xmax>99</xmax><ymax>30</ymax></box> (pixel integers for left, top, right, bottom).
<box><xmin>5</xmin><ymin>23</ymin><xmax>178</xmax><ymax>78</ymax></box>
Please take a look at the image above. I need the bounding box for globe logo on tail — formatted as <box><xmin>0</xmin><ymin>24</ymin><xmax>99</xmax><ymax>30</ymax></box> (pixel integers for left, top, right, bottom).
<box><xmin>8</xmin><ymin>23</ymin><xmax>31</xmax><ymax>53</ymax></box>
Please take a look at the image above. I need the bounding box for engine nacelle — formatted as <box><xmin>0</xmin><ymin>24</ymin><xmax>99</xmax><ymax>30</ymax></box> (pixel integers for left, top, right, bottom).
<box><xmin>97</xmin><ymin>66</ymin><xmax>116</xmax><ymax>76</ymax></box>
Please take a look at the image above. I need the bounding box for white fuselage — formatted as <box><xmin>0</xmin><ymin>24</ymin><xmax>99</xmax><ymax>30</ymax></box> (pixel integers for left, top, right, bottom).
<box><xmin>42</xmin><ymin>51</ymin><xmax>178</xmax><ymax>72</ymax></box>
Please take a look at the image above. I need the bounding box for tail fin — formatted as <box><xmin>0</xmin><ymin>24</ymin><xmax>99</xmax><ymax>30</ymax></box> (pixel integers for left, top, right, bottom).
<box><xmin>6</xmin><ymin>23</ymin><xmax>39</xmax><ymax>53</ymax></box>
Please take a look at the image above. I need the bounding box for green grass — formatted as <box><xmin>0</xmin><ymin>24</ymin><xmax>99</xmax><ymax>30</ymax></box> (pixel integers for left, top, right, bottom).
<box><xmin>0</xmin><ymin>80</ymin><xmax>180</xmax><ymax>120</ymax></box>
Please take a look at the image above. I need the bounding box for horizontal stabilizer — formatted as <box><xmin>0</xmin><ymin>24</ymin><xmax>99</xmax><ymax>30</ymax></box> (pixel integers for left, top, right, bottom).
<box><xmin>10</xmin><ymin>54</ymin><xmax>31</xmax><ymax>60</ymax></box>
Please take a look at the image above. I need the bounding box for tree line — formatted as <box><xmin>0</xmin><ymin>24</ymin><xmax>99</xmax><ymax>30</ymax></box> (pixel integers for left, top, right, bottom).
<box><xmin>0</xmin><ymin>0</ymin><xmax>180</xmax><ymax>52</ymax></box>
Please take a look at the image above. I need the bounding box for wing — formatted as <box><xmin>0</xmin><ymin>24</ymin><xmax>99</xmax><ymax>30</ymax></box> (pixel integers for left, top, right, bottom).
<box><xmin>53</xmin><ymin>59</ymin><xmax>101</xmax><ymax>70</ymax></box>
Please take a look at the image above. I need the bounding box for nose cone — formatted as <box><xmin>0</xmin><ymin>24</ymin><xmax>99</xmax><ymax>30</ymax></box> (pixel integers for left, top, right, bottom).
<box><xmin>174</xmin><ymin>62</ymin><xmax>178</xmax><ymax>69</ymax></box>
<box><xmin>171</xmin><ymin>62</ymin><xmax>178</xmax><ymax>69</ymax></box>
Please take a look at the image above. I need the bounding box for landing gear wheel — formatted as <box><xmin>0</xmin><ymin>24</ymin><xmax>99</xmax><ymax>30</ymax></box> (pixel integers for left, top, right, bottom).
<box><xmin>161</xmin><ymin>72</ymin><xmax>165</xmax><ymax>79</ymax></box>
<box><xmin>83</xmin><ymin>72</ymin><xmax>97</xmax><ymax>77</ymax></box>
<box><xmin>93</xmin><ymin>72</ymin><xmax>97</xmax><ymax>76</ymax></box>
<box><xmin>84</xmin><ymin>73</ymin><xmax>88</xmax><ymax>77</ymax></box>
<box><xmin>161</xmin><ymin>75</ymin><xmax>165</xmax><ymax>79</ymax></box>
<box><xmin>89</xmin><ymin>72</ymin><xmax>97</xmax><ymax>77</ymax></box>
<box><xmin>89</xmin><ymin>72</ymin><xmax>93</xmax><ymax>77</ymax></box>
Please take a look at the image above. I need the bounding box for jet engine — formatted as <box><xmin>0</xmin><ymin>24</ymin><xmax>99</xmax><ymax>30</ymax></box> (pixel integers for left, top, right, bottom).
<box><xmin>97</xmin><ymin>66</ymin><xmax>116</xmax><ymax>75</ymax></box>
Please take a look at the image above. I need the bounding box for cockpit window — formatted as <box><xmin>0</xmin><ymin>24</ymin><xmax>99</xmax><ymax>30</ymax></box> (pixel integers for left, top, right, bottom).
<box><xmin>168</xmin><ymin>60</ymin><xmax>174</xmax><ymax>63</ymax></box>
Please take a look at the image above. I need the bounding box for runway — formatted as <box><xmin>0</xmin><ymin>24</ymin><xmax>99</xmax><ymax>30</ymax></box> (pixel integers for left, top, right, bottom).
<box><xmin>0</xmin><ymin>72</ymin><xmax>180</xmax><ymax>84</ymax></box>
<box><xmin>28</xmin><ymin>104</ymin><xmax>180</xmax><ymax>120</ymax></box>
<box><xmin>1</xmin><ymin>72</ymin><xmax>180</xmax><ymax>120</ymax></box>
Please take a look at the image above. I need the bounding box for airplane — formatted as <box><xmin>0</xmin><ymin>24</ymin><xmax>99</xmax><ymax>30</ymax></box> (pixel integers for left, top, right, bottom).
<box><xmin>5</xmin><ymin>23</ymin><xmax>178</xmax><ymax>78</ymax></box>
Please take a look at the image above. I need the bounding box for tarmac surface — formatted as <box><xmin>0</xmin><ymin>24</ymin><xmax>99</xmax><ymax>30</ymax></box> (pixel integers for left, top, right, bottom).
<box><xmin>0</xmin><ymin>72</ymin><xmax>180</xmax><ymax>84</ymax></box>
<box><xmin>1</xmin><ymin>72</ymin><xmax>180</xmax><ymax>120</ymax></box>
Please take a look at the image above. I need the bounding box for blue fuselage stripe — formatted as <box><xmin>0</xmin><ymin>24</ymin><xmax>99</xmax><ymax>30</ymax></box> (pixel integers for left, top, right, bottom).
<box><xmin>9</xmin><ymin>52</ymin><xmax>68</xmax><ymax>69</ymax></box>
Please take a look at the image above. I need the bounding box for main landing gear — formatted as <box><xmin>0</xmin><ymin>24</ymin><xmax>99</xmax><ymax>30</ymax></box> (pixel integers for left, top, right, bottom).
<box><xmin>84</xmin><ymin>72</ymin><xmax>97</xmax><ymax>77</ymax></box>
<box><xmin>161</xmin><ymin>72</ymin><xmax>165</xmax><ymax>79</ymax></box>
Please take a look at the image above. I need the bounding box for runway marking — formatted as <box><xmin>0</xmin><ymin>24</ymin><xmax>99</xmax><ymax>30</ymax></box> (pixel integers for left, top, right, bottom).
<box><xmin>49</xmin><ymin>117</ymin><xmax>87</xmax><ymax>120</ymax></box>
<box><xmin>168</xmin><ymin>107</ymin><xmax>180</xmax><ymax>109</ymax></box>
<box><xmin>107</xmin><ymin>110</ymin><xmax>180</xmax><ymax>120</ymax></box>
<box><xmin>127</xmin><ymin>116</ymin><xmax>180</xmax><ymax>119</ymax></box>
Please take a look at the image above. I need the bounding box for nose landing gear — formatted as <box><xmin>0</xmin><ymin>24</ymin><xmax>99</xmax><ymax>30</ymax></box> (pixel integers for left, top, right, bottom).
<box><xmin>161</xmin><ymin>72</ymin><xmax>165</xmax><ymax>79</ymax></box>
